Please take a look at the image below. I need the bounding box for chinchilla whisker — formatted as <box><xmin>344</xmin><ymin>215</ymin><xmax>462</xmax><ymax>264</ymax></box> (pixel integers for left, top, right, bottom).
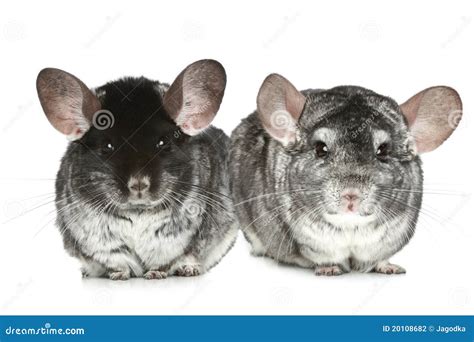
<box><xmin>33</xmin><ymin>216</ymin><xmax>60</xmax><ymax>238</ymax></box>
<box><xmin>275</xmin><ymin>205</ymin><xmax>316</xmax><ymax>261</ymax></box>
<box><xmin>381</xmin><ymin>184</ymin><xmax>468</xmax><ymax>192</ymax></box>
<box><xmin>282</xmin><ymin>204</ymin><xmax>325</xmax><ymax>257</ymax></box>
<box><xmin>56</xmin><ymin>212</ymin><xmax>82</xmax><ymax>237</ymax></box>
<box><xmin>53</xmin><ymin>193</ymin><xmax>107</xmax><ymax>220</ymax></box>
<box><xmin>274</xmin><ymin>198</ymin><xmax>326</xmax><ymax>260</ymax></box>
<box><xmin>165</xmin><ymin>179</ymin><xmax>231</xmax><ymax>200</ymax></box>
<box><xmin>377</xmin><ymin>205</ymin><xmax>403</xmax><ymax>226</ymax></box>
<box><xmin>2</xmin><ymin>198</ymin><xmax>59</xmax><ymax>224</ymax></box>
<box><xmin>234</xmin><ymin>189</ymin><xmax>322</xmax><ymax>206</ymax></box>
<box><xmin>168</xmin><ymin>189</ymin><xmax>220</xmax><ymax>229</ymax></box>
<box><xmin>261</xmin><ymin>205</ymin><xmax>297</xmax><ymax>249</ymax></box>
<box><xmin>166</xmin><ymin>188</ymin><xmax>233</xmax><ymax>221</ymax></box>
<box><xmin>418</xmin><ymin>201</ymin><xmax>466</xmax><ymax>230</ymax></box>
<box><xmin>164</xmin><ymin>193</ymin><xmax>181</xmax><ymax>208</ymax></box>
<box><xmin>253</xmin><ymin>198</ymin><xmax>322</xmax><ymax>253</ymax></box>
<box><xmin>57</xmin><ymin>199</ymin><xmax>105</xmax><ymax>239</ymax></box>
<box><xmin>379</xmin><ymin>207</ymin><xmax>415</xmax><ymax>242</ymax></box>
<box><xmin>35</xmin><ymin>194</ymin><xmax>109</xmax><ymax>238</ymax></box>
<box><xmin>172</xmin><ymin>187</ymin><xmax>225</xmax><ymax>205</ymax></box>
<box><xmin>379</xmin><ymin>187</ymin><xmax>469</xmax><ymax>196</ymax></box>
<box><xmin>376</xmin><ymin>193</ymin><xmax>446</xmax><ymax>224</ymax></box>
<box><xmin>97</xmin><ymin>199</ymin><xmax>113</xmax><ymax>218</ymax></box>
<box><xmin>168</xmin><ymin>179</ymin><xmax>229</xmax><ymax>198</ymax></box>
<box><xmin>57</xmin><ymin>191</ymin><xmax>107</xmax><ymax>211</ymax></box>
<box><xmin>163</xmin><ymin>165</ymin><xmax>193</xmax><ymax>172</ymax></box>
<box><xmin>0</xmin><ymin>178</ymin><xmax>57</xmax><ymax>182</ymax></box>
<box><xmin>376</xmin><ymin>194</ymin><xmax>424</xmax><ymax>216</ymax></box>
<box><xmin>12</xmin><ymin>192</ymin><xmax>56</xmax><ymax>201</ymax></box>
<box><xmin>161</xmin><ymin>194</ymin><xmax>173</xmax><ymax>212</ymax></box>
<box><xmin>376</xmin><ymin>192</ymin><xmax>446</xmax><ymax>221</ymax></box>
<box><xmin>166</xmin><ymin>190</ymin><xmax>186</xmax><ymax>206</ymax></box>
<box><xmin>166</xmin><ymin>190</ymin><xmax>224</xmax><ymax>228</ymax></box>
<box><xmin>241</xmin><ymin>203</ymin><xmax>290</xmax><ymax>234</ymax></box>
<box><xmin>44</xmin><ymin>205</ymin><xmax>84</xmax><ymax>237</ymax></box>
<box><xmin>178</xmin><ymin>190</ymin><xmax>229</xmax><ymax>211</ymax></box>
<box><xmin>378</xmin><ymin>208</ymin><xmax>415</xmax><ymax>245</ymax></box>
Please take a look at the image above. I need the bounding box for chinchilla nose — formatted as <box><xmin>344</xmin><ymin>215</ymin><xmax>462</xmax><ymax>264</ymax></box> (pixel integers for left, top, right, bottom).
<box><xmin>128</xmin><ymin>176</ymin><xmax>150</xmax><ymax>195</ymax></box>
<box><xmin>340</xmin><ymin>188</ymin><xmax>361</xmax><ymax>213</ymax></box>
<box><xmin>341</xmin><ymin>189</ymin><xmax>360</xmax><ymax>202</ymax></box>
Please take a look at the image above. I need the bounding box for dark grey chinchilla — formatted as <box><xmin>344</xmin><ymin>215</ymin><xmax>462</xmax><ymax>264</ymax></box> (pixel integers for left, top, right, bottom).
<box><xmin>230</xmin><ymin>73</ymin><xmax>462</xmax><ymax>276</ymax></box>
<box><xmin>36</xmin><ymin>59</ymin><xmax>238</xmax><ymax>280</ymax></box>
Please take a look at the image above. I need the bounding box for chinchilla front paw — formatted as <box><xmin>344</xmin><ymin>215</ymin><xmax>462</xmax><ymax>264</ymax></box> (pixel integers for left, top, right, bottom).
<box><xmin>170</xmin><ymin>255</ymin><xmax>203</xmax><ymax>277</ymax></box>
<box><xmin>143</xmin><ymin>270</ymin><xmax>168</xmax><ymax>280</ymax></box>
<box><xmin>174</xmin><ymin>264</ymin><xmax>202</xmax><ymax>277</ymax></box>
<box><xmin>373</xmin><ymin>261</ymin><xmax>406</xmax><ymax>275</ymax></box>
<box><xmin>314</xmin><ymin>265</ymin><xmax>346</xmax><ymax>276</ymax></box>
<box><xmin>108</xmin><ymin>270</ymin><xmax>131</xmax><ymax>281</ymax></box>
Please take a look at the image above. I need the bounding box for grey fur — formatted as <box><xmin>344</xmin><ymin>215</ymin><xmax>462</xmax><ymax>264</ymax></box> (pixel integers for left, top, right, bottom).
<box><xmin>45</xmin><ymin>68</ymin><xmax>238</xmax><ymax>280</ymax></box>
<box><xmin>230</xmin><ymin>85</ymin><xmax>424</xmax><ymax>274</ymax></box>
<box><xmin>57</xmin><ymin>126</ymin><xmax>237</xmax><ymax>279</ymax></box>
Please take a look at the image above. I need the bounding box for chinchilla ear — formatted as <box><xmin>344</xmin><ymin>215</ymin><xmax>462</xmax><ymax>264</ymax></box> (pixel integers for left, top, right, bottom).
<box><xmin>400</xmin><ymin>86</ymin><xmax>462</xmax><ymax>154</ymax></box>
<box><xmin>37</xmin><ymin>68</ymin><xmax>101</xmax><ymax>140</ymax></box>
<box><xmin>163</xmin><ymin>59</ymin><xmax>226</xmax><ymax>136</ymax></box>
<box><xmin>257</xmin><ymin>73</ymin><xmax>306</xmax><ymax>146</ymax></box>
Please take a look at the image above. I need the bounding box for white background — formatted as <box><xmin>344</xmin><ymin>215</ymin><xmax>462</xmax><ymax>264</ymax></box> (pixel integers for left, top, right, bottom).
<box><xmin>0</xmin><ymin>0</ymin><xmax>473</xmax><ymax>315</ymax></box>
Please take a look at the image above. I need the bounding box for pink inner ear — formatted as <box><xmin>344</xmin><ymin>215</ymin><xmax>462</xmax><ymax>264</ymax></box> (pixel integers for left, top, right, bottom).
<box><xmin>400</xmin><ymin>86</ymin><xmax>462</xmax><ymax>154</ymax></box>
<box><xmin>163</xmin><ymin>59</ymin><xmax>226</xmax><ymax>136</ymax></box>
<box><xmin>36</xmin><ymin>68</ymin><xmax>100</xmax><ymax>139</ymax></box>
<box><xmin>400</xmin><ymin>92</ymin><xmax>424</xmax><ymax>127</ymax></box>
<box><xmin>257</xmin><ymin>74</ymin><xmax>306</xmax><ymax>146</ymax></box>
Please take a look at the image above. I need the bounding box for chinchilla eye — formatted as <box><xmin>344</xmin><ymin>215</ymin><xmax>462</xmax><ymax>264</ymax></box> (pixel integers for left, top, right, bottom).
<box><xmin>156</xmin><ymin>137</ymin><xmax>172</xmax><ymax>151</ymax></box>
<box><xmin>99</xmin><ymin>142</ymin><xmax>115</xmax><ymax>155</ymax></box>
<box><xmin>376</xmin><ymin>143</ymin><xmax>389</xmax><ymax>158</ymax></box>
<box><xmin>315</xmin><ymin>141</ymin><xmax>328</xmax><ymax>158</ymax></box>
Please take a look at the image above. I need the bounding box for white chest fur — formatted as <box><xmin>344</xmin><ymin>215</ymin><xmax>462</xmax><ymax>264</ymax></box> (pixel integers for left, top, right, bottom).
<box><xmin>69</xmin><ymin>207</ymin><xmax>196</xmax><ymax>273</ymax></box>
<box><xmin>293</xmin><ymin>214</ymin><xmax>404</xmax><ymax>266</ymax></box>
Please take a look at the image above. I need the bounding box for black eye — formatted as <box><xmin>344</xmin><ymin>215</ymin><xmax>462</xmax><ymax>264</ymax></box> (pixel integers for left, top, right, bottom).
<box><xmin>101</xmin><ymin>142</ymin><xmax>115</xmax><ymax>154</ymax></box>
<box><xmin>315</xmin><ymin>141</ymin><xmax>329</xmax><ymax>158</ymax></box>
<box><xmin>376</xmin><ymin>143</ymin><xmax>389</xmax><ymax>159</ymax></box>
<box><xmin>156</xmin><ymin>138</ymin><xmax>172</xmax><ymax>152</ymax></box>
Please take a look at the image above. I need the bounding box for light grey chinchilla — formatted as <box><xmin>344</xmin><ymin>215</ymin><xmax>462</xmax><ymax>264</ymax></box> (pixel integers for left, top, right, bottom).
<box><xmin>229</xmin><ymin>73</ymin><xmax>462</xmax><ymax>276</ymax></box>
<box><xmin>36</xmin><ymin>59</ymin><xmax>238</xmax><ymax>280</ymax></box>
